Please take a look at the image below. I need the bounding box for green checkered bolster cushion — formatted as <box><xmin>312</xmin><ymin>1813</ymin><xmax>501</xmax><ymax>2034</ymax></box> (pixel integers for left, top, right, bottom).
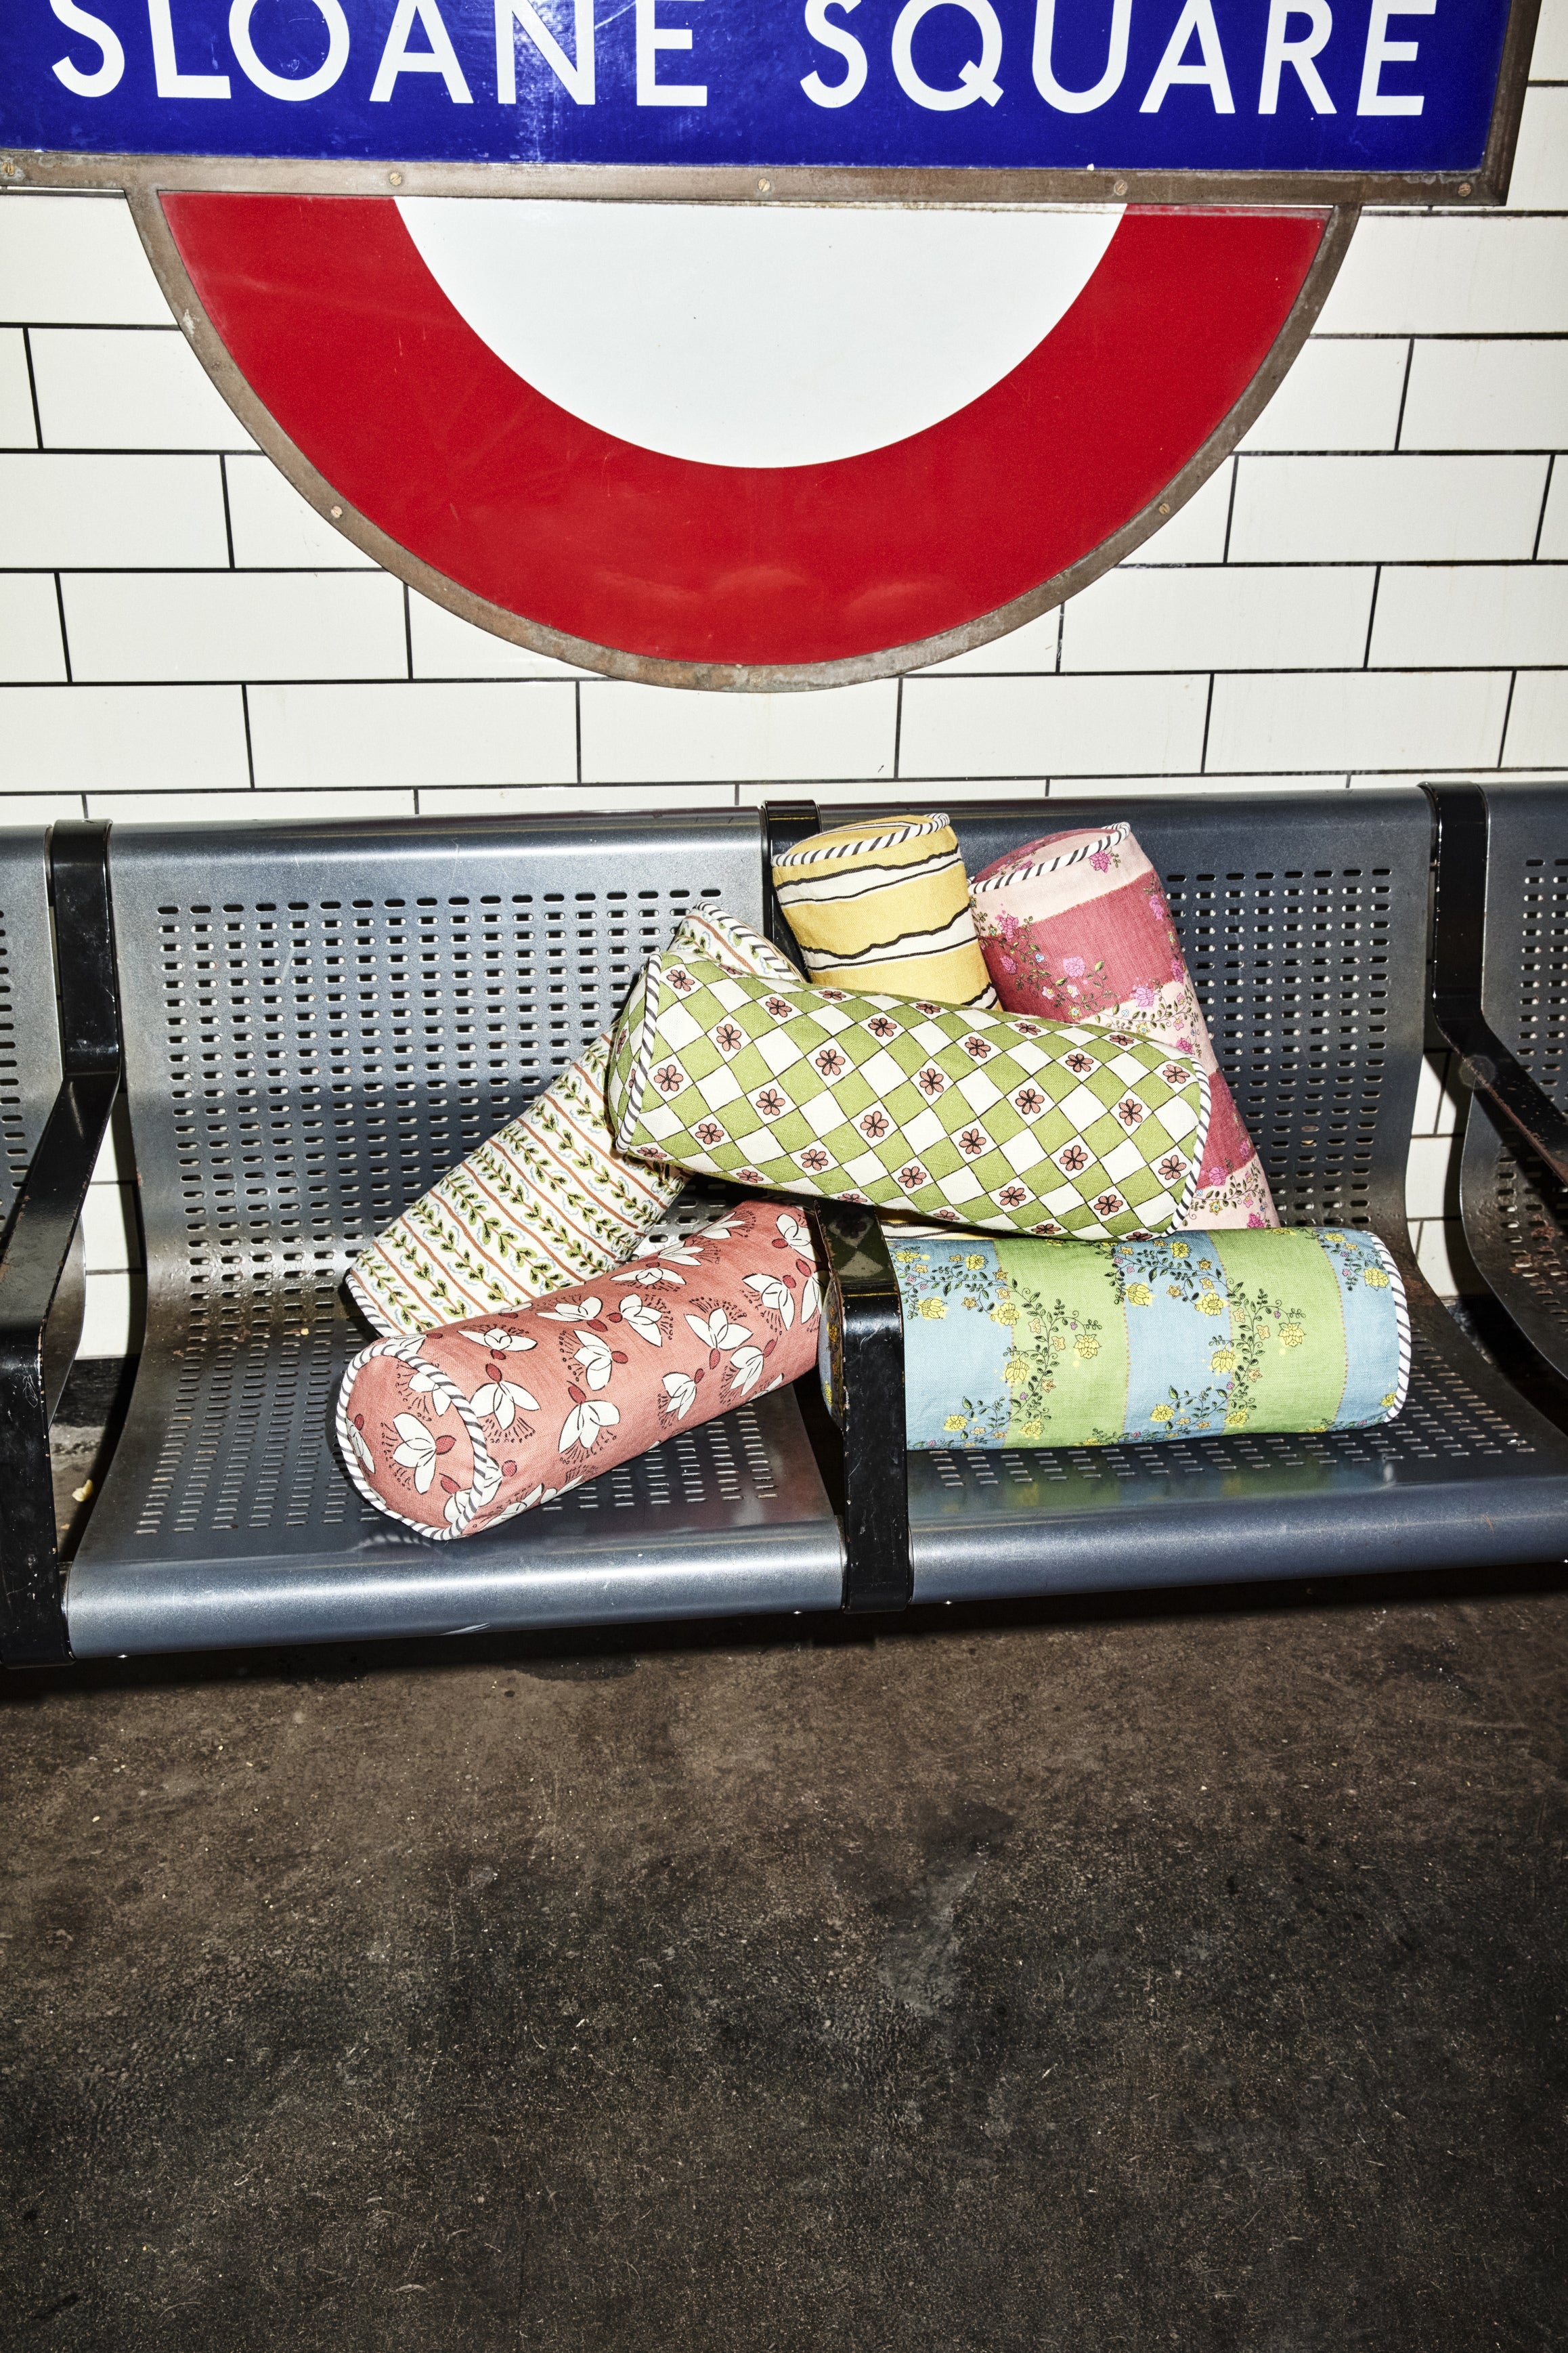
<box><xmin>607</xmin><ymin>951</ymin><xmax>1211</xmax><ymax>1243</ymax></box>
<box><xmin>348</xmin><ymin>909</ymin><xmax>802</xmax><ymax>1337</ymax></box>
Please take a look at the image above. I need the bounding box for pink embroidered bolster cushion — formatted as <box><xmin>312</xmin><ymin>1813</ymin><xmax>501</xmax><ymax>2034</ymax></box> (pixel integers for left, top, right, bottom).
<box><xmin>336</xmin><ymin>1200</ymin><xmax>823</xmax><ymax>1540</ymax></box>
<box><xmin>970</xmin><ymin>823</ymin><xmax>1278</xmax><ymax>1231</ymax></box>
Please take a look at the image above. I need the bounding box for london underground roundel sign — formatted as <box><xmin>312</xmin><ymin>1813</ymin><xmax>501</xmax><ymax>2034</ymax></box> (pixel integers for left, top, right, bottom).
<box><xmin>1</xmin><ymin>1</ymin><xmax>1536</xmax><ymax>688</ymax></box>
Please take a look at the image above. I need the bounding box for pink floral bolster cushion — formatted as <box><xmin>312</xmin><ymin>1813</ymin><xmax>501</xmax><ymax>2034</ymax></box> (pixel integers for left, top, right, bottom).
<box><xmin>970</xmin><ymin>823</ymin><xmax>1278</xmax><ymax>1231</ymax></box>
<box><xmin>335</xmin><ymin>1201</ymin><xmax>824</xmax><ymax>1540</ymax></box>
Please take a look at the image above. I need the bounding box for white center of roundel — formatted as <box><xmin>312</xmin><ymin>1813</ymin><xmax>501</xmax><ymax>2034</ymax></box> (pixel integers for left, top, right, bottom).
<box><xmin>396</xmin><ymin>199</ymin><xmax>1124</xmax><ymax>470</ymax></box>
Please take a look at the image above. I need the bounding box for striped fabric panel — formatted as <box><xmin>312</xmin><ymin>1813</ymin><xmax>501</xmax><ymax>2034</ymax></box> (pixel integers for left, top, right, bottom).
<box><xmin>771</xmin><ymin>810</ymin><xmax>997</xmax><ymax>1010</ymax></box>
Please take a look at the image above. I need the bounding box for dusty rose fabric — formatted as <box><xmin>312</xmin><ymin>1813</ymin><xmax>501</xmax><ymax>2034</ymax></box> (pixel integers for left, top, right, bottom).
<box><xmin>336</xmin><ymin>1201</ymin><xmax>823</xmax><ymax>1540</ymax></box>
<box><xmin>970</xmin><ymin>823</ymin><xmax>1278</xmax><ymax>1230</ymax></box>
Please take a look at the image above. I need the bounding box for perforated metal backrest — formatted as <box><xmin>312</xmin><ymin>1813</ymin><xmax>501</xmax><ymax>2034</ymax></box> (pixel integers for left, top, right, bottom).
<box><xmin>105</xmin><ymin>815</ymin><xmax>767</xmax><ymax>1320</ymax></box>
<box><xmin>0</xmin><ymin>829</ymin><xmax>62</xmax><ymax>1227</ymax></box>
<box><xmin>1477</xmin><ymin>782</ymin><xmax>1568</xmax><ymax>1107</ymax></box>
<box><xmin>837</xmin><ymin>790</ymin><xmax>1431</xmax><ymax>1240</ymax></box>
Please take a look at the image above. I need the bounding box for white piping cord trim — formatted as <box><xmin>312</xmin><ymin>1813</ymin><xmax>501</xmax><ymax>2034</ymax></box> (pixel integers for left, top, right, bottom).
<box><xmin>617</xmin><ymin>950</ymin><xmax>666</xmax><ymax>1155</ymax></box>
<box><xmin>684</xmin><ymin>903</ymin><xmax>804</xmax><ymax>983</ymax></box>
<box><xmin>334</xmin><ymin>1333</ymin><xmax>503</xmax><ymax>1542</ymax></box>
<box><xmin>770</xmin><ymin>811</ymin><xmax>952</xmax><ymax>869</ymax></box>
<box><xmin>1374</xmin><ymin>1232</ymin><xmax>1412</xmax><ymax>1421</ymax></box>
<box><xmin>970</xmin><ymin>821</ymin><xmax>1129</xmax><ymax>894</ymax></box>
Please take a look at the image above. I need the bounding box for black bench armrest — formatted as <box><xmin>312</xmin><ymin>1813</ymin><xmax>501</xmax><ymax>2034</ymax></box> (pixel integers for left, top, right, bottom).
<box><xmin>0</xmin><ymin>824</ymin><xmax>121</xmax><ymax>1666</ymax></box>
<box><xmin>1425</xmin><ymin>783</ymin><xmax>1568</xmax><ymax>1189</ymax></box>
<box><xmin>810</xmin><ymin>1201</ymin><xmax>911</xmax><ymax>1613</ymax></box>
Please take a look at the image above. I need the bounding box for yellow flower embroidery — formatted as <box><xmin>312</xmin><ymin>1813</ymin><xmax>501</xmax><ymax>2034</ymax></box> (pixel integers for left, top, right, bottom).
<box><xmin>1170</xmin><ymin>1241</ymin><xmax>1189</xmax><ymax>1257</ymax></box>
<box><xmin>1126</xmin><ymin>1282</ymin><xmax>1154</xmax><ymax>1307</ymax></box>
<box><xmin>1016</xmin><ymin>1421</ymin><xmax>1042</xmax><ymax>1440</ymax></box>
<box><xmin>1280</xmin><ymin>1323</ymin><xmax>1305</xmax><ymax>1348</ymax></box>
<box><xmin>942</xmin><ymin>1413</ymin><xmax>967</xmax><ymax>1433</ymax></box>
<box><xmin>1051</xmin><ymin>1333</ymin><xmax>1067</xmax><ymax>1353</ymax></box>
<box><xmin>1003</xmin><ymin>1356</ymin><xmax>1031</xmax><ymax>1387</ymax></box>
<box><xmin>1364</xmin><ymin>1267</ymin><xmax>1390</xmax><ymax>1289</ymax></box>
<box><xmin>965</xmin><ymin>1253</ymin><xmax>986</xmax><ymax>1270</ymax></box>
<box><xmin>917</xmin><ymin>1297</ymin><xmax>946</xmax><ymax>1320</ymax></box>
<box><xmin>1074</xmin><ymin>1335</ymin><xmax>1099</xmax><ymax>1360</ymax></box>
<box><xmin>1150</xmin><ymin>1402</ymin><xmax>1175</xmax><ymax>1423</ymax></box>
<box><xmin>1225</xmin><ymin>1408</ymin><xmax>1249</xmax><ymax>1429</ymax></box>
<box><xmin>1380</xmin><ymin>1391</ymin><xmax>1399</xmax><ymax>1410</ymax></box>
<box><xmin>1198</xmin><ymin>1293</ymin><xmax>1224</xmax><ymax>1317</ymax></box>
<box><xmin>990</xmin><ymin>1303</ymin><xmax>1018</xmax><ymax>1326</ymax></box>
<box><xmin>1210</xmin><ymin>1347</ymin><xmax>1237</xmax><ymax>1373</ymax></box>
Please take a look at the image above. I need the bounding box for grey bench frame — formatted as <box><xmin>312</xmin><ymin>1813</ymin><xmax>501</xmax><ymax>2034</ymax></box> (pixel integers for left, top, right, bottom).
<box><xmin>3</xmin><ymin>788</ymin><xmax>1567</xmax><ymax>1668</ymax></box>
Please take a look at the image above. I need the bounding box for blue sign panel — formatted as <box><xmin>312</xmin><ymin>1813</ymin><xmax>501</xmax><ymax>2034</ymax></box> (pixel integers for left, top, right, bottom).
<box><xmin>1</xmin><ymin>0</ymin><xmax>1518</xmax><ymax>175</ymax></box>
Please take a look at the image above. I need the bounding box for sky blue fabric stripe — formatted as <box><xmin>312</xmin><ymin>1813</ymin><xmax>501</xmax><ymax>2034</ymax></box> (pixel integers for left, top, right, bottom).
<box><xmin>1323</xmin><ymin>1234</ymin><xmax>1401</xmax><ymax>1425</ymax></box>
<box><xmin>1120</xmin><ymin>1243</ymin><xmax>1230</xmax><ymax>1440</ymax></box>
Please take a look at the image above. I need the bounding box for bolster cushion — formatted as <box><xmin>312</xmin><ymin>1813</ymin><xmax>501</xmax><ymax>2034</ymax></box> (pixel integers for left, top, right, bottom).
<box><xmin>607</xmin><ymin>948</ymin><xmax>1211</xmax><ymax>1244</ymax></box>
<box><xmin>970</xmin><ymin>821</ymin><xmax>1278</xmax><ymax>1231</ymax></box>
<box><xmin>821</xmin><ymin>1226</ymin><xmax>1408</xmax><ymax>1448</ymax></box>
<box><xmin>770</xmin><ymin>808</ymin><xmax>995</xmax><ymax>1008</ymax></box>
<box><xmin>337</xmin><ymin>1199</ymin><xmax>824</xmax><ymax>1539</ymax></box>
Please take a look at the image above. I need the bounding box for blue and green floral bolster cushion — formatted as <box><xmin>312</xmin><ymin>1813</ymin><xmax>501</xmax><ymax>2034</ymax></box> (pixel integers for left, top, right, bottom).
<box><xmin>607</xmin><ymin>949</ymin><xmax>1211</xmax><ymax>1243</ymax></box>
<box><xmin>821</xmin><ymin>1226</ymin><xmax>1409</xmax><ymax>1448</ymax></box>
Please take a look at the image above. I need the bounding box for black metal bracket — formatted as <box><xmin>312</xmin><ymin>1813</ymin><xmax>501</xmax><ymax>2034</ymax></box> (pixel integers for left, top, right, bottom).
<box><xmin>1424</xmin><ymin>783</ymin><xmax>1568</xmax><ymax>1190</ymax></box>
<box><xmin>811</xmin><ymin>1201</ymin><xmax>911</xmax><ymax>1614</ymax></box>
<box><xmin>762</xmin><ymin>801</ymin><xmax>820</xmax><ymax>969</ymax></box>
<box><xmin>0</xmin><ymin>821</ymin><xmax>121</xmax><ymax>1667</ymax></box>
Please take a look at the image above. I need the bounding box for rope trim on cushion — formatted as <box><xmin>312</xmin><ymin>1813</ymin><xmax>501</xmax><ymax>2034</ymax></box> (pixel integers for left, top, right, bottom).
<box><xmin>770</xmin><ymin>810</ymin><xmax>951</xmax><ymax>869</ymax></box>
<box><xmin>970</xmin><ymin>822</ymin><xmax>1129</xmax><ymax>894</ymax></box>
<box><xmin>1374</xmin><ymin>1233</ymin><xmax>1413</xmax><ymax>1419</ymax></box>
<box><xmin>334</xmin><ymin>1333</ymin><xmax>503</xmax><ymax>1542</ymax></box>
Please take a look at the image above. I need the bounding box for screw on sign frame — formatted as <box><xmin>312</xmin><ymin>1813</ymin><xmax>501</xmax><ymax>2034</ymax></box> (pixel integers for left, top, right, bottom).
<box><xmin>1</xmin><ymin>1</ymin><xmax>1538</xmax><ymax>688</ymax></box>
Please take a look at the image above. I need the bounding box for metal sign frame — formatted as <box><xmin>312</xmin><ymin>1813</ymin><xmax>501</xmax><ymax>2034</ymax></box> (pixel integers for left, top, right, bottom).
<box><xmin>0</xmin><ymin>0</ymin><xmax>1540</xmax><ymax>207</ymax></box>
<box><xmin>0</xmin><ymin>1</ymin><xmax>1536</xmax><ymax>689</ymax></box>
<box><xmin>105</xmin><ymin>188</ymin><xmax>1353</xmax><ymax>691</ymax></box>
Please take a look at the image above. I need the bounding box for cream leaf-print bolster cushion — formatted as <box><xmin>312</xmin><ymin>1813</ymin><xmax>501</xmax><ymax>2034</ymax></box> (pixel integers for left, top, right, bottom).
<box><xmin>346</xmin><ymin>906</ymin><xmax>803</xmax><ymax>1338</ymax></box>
<box><xmin>336</xmin><ymin>1199</ymin><xmax>823</xmax><ymax>1539</ymax></box>
<box><xmin>607</xmin><ymin>947</ymin><xmax>1211</xmax><ymax>1244</ymax></box>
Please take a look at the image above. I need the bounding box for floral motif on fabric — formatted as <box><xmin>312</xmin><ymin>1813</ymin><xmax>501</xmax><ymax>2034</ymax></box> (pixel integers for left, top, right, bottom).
<box><xmin>336</xmin><ymin>1201</ymin><xmax>824</xmax><ymax>1541</ymax></box>
<box><xmin>970</xmin><ymin>827</ymin><xmax>1279</xmax><ymax>1233</ymax></box>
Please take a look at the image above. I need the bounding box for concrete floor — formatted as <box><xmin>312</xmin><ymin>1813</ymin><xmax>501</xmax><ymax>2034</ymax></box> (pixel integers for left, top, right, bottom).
<box><xmin>2</xmin><ymin>1385</ymin><xmax>1565</xmax><ymax>2349</ymax></box>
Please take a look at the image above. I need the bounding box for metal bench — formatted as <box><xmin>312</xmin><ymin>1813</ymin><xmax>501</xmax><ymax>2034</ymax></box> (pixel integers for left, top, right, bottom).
<box><xmin>21</xmin><ymin>815</ymin><xmax>844</xmax><ymax>1663</ymax></box>
<box><xmin>1429</xmin><ymin>779</ymin><xmax>1568</xmax><ymax>1389</ymax></box>
<box><xmin>4</xmin><ymin>790</ymin><xmax>1567</xmax><ymax>1668</ymax></box>
<box><xmin>793</xmin><ymin>790</ymin><xmax>1568</xmax><ymax>1609</ymax></box>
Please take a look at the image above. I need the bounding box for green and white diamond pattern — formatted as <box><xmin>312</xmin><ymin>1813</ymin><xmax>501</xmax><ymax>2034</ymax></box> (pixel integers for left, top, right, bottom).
<box><xmin>608</xmin><ymin>953</ymin><xmax>1211</xmax><ymax>1242</ymax></box>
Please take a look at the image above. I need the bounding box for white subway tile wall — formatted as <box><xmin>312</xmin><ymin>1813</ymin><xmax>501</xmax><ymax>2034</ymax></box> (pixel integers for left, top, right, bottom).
<box><xmin>0</xmin><ymin>328</ymin><xmax>37</xmax><ymax>447</ymax></box>
<box><xmin>2</xmin><ymin>14</ymin><xmax>1564</xmax><ymax>1344</ymax></box>
<box><xmin>224</xmin><ymin>456</ymin><xmax>378</xmax><ymax>569</ymax></box>
<box><xmin>28</xmin><ymin>326</ymin><xmax>258</xmax><ymax>451</ymax></box>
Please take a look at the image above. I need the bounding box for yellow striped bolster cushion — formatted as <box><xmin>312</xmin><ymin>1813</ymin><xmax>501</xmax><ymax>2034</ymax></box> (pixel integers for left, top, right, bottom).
<box><xmin>770</xmin><ymin>811</ymin><xmax>996</xmax><ymax>1010</ymax></box>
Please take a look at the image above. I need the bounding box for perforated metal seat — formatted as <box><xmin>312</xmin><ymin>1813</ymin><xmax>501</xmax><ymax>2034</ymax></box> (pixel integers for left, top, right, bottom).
<box><xmin>814</xmin><ymin>790</ymin><xmax>1568</xmax><ymax>1595</ymax></box>
<box><xmin>63</xmin><ymin>817</ymin><xmax>843</xmax><ymax>1656</ymax></box>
